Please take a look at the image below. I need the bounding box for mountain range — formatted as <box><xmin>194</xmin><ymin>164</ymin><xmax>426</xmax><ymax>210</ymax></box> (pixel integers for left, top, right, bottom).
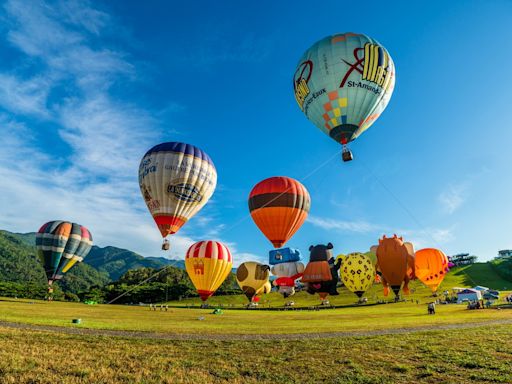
<box><xmin>0</xmin><ymin>229</ymin><xmax>185</xmax><ymax>293</ymax></box>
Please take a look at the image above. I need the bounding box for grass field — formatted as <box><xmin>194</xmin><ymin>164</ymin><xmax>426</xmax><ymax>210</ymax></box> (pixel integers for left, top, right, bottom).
<box><xmin>0</xmin><ymin>264</ymin><xmax>510</xmax><ymax>383</ymax></box>
<box><xmin>0</xmin><ymin>325</ymin><xmax>510</xmax><ymax>383</ymax></box>
<box><xmin>0</xmin><ymin>296</ymin><xmax>511</xmax><ymax>335</ymax></box>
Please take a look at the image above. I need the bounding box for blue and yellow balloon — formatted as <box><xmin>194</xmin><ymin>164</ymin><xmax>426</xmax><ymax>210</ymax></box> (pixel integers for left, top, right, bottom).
<box><xmin>293</xmin><ymin>33</ymin><xmax>395</xmax><ymax>161</ymax></box>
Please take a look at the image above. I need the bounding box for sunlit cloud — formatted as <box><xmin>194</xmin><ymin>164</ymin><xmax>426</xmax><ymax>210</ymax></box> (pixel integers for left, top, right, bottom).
<box><xmin>439</xmin><ymin>185</ymin><xmax>467</xmax><ymax>214</ymax></box>
<box><xmin>0</xmin><ymin>0</ymin><xmax>255</xmax><ymax>261</ymax></box>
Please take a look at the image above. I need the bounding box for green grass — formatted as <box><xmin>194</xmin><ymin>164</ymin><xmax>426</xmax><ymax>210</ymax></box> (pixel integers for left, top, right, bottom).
<box><xmin>451</xmin><ymin>263</ymin><xmax>511</xmax><ymax>290</ymax></box>
<box><xmin>0</xmin><ymin>297</ymin><xmax>510</xmax><ymax>335</ymax></box>
<box><xmin>0</xmin><ymin>263</ymin><xmax>510</xmax><ymax>383</ymax></box>
<box><xmin>0</xmin><ymin>325</ymin><xmax>510</xmax><ymax>383</ymax></box>
<box><xmin>0</xmin><ymin>264</ymin><xmax>509</xmax><ymax>335</ymax></box>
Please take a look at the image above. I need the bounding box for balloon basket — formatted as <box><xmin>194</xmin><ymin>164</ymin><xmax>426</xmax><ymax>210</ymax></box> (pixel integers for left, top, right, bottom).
<box><xmin>342</xmin><ymin>147</ymin><xmax>353</xmax><ymax>162</ymax></box>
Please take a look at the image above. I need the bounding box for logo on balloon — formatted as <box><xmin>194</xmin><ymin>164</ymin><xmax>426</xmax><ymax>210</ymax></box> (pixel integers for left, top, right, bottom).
<box><xmin>293</xmin><ymin>60</ymin><xmax>313</xmax><ymax>109</ymax></box>
<box><xmin>167</xmin><ymin>183</ymin><xmax>203</xmax><ymax>203</ymax></box>
<box><xmin>340</xmin><ymin>43</ymin><xmax>391</xmax><ymax>89</ymax></box>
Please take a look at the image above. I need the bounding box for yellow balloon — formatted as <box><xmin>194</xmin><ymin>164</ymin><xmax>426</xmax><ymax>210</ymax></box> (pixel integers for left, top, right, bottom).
<box><xmin>236</xmin><ymin>262</ymin><xmax>270</xmax><ymax>302</ymax></box>
<box><xmin>185</xmin><ymin>241</ymin><xmax>233</xmax><ymax>301</ymax></box>
<box><xmin>340</xmin><ymin>253</ymin><xmax>375</xmax><ymax>298</ymax></box>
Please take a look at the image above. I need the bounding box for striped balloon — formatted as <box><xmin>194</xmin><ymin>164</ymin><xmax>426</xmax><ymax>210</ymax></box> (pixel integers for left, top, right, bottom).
<box><xmin>35</xmin><ymin>221</ymin><xmax>93</xmax><ymax>284</ymax></box>
<box><xmin>139</xmin><ymin>142</ymin><xmax>217</xmax><ymax>240</ymax></box>
<box><xmin>185</xmin><ymin>240</ymin><xmax>233</xmax><ymax>301</ymax></box>
<box><xmin>293</xmin><ymin>33</ymin><xmax>395</xmax><ymax>146</ymax></box>
<box><xmin>249</xmin><ymin>177</ymin><xmax>310</xmax><ymax>248</ymax></box>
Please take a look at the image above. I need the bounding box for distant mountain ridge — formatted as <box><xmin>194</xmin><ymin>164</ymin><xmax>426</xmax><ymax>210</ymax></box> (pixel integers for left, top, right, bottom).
<box><xmin>86</xmin><ymin>246</ymin><xmax>185</xmax><ymax>280</ymax></box>
<box><xmin>0</xmin><ymin>229</ymin><xmax>186</xmax><ymax>290</ymax></box>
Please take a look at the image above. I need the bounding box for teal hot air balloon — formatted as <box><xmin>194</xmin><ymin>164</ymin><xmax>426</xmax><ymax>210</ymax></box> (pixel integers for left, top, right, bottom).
<box><xmin>293</xmin><ymin>33</ymin><xmax>395</xmax><ymax>161</ymax></box>
<box><xmin>35</xmin><ymin>221</ymin><xmax>93</xmax><ymax>288</ymax></box>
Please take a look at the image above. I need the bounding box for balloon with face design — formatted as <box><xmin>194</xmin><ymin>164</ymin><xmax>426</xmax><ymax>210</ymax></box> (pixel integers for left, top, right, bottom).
<box><xmin>371</xmin><ymin>235</ymin><xmax>415</xmax><ymax>298</ymax></box>
<box><xmin>269</xmin><ymin>248</ymin><xmax>305</xmax><ymax>298</ymax></box>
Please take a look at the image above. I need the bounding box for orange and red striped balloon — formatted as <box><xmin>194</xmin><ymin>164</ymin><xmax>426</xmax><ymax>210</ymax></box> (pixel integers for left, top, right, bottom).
<box><xmin>185</xmin><ymin>240</ymin><xmax>233</xmax><ymax>301</ymax></box>
<box><xmin>248</xmin><ymin>176</ymin><xmax>310</xmax><ymax>248</ymax></box>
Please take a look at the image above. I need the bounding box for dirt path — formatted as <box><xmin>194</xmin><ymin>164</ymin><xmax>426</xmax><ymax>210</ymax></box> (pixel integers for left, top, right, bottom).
<box><xmin>0</xmin><ymin>319</ymin><xmax>511</xmax><ymax>341</ymax></box>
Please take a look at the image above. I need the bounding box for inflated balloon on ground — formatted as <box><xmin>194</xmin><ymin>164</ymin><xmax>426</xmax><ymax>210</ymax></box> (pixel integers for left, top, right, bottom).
<box><xmin>236</xmin><ymin>262</ymin><xmax>271</xmax><ymax>302</ymax></box>
<box><xmin>185</xmin><ymin>240</ymin><xmax>233</xmax><ymax>301</ymax></box>
<box><xmin>372</xmin><ymin>235</ymin><xmax>415</xmax><ymax>297</ymax></box>
<box><xmin>415</xmin><ymin>248</ymin><xmax>449</xmax><ymax>294</ymax></box>
<box><xmin>36</xmin><ymin>221</ymin><xmax>93</xmax><ymax>285</ymax></box>
<box><xmin>340</xmin><ymin>253</ymin><xmax>375</xmax><ymax>298</ymax></box>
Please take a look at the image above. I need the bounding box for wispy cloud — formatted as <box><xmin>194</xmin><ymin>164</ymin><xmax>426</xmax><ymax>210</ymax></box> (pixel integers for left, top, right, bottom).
<box><xmin>398</xmin><ymin>227</ymin><xmax>455</xmax><ymax>250</ymax></box>
<box><xmin>307</xmin><ymin>215</ymin><xmax>454</xmax><ymax>251</ymax></box>
<box><xmin>307</xmin><ymin>216</ymin><xmax>382</xmax><ymax>233</ymax></box>
<box><xmin>439</xmin><ymin>185</ymin><xmax>467</xmax><ymax>214</ymax></box>
<box><xmin>0</xmin><ymin>0</ymin><xmax>256</xmax><ymax>261</ymax></box>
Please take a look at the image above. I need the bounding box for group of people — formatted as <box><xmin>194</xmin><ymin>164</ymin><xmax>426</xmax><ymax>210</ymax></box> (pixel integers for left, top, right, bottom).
<box><xmin>149</xmin><ymin>304</ymin><xmax>169</xmax><ymax>311</ymax></box>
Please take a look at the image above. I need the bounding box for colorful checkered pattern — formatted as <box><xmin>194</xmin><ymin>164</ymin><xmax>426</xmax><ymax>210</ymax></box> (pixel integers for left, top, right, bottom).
<box><xmin>322</xmin><ymin>90</ymin><xmax>348</xmax><ymax>131</ymax></box>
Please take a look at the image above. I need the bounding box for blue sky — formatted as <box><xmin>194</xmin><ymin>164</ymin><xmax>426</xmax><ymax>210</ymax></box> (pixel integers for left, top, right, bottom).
<box><xmin>0</xmin><ymin>0</ymin><xmax>511</xmax><ymax>263</ymax></box>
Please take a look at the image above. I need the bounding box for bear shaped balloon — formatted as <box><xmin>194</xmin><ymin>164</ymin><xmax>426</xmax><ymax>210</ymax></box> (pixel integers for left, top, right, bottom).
<box><xmin>302</xmin><ymin>243</ymin><xmax>341</xmax><ymax>301</ymax></box>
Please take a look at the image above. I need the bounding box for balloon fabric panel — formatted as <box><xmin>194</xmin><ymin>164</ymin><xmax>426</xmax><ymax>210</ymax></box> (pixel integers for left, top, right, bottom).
<box><xmin>415</xmin><ymin>248</ymin><xmax>449</xmax><ymax>293</ymax></box>
<box><xmin>293</xmin><ymin>33</ymin><xmax>395</xmax><ymax>145</ymax></box>
<box><xmin>139</xmin><ymin>142</ymin><xmax>217</xmax><ymax>238</ymax></box>
<box><xmin>35</xmin><ymin>221</ymin><xmax>93</xmax><ymax>283</ymax></box>
<box><xmin>185</xmin><ymin>241</ymin><xmax>233</xmax><ymax>301</ymax></box>
<box><xmin>249</xmin><ymin>177</ymin><xmax>310</xmax><ymax>248</ymax></box>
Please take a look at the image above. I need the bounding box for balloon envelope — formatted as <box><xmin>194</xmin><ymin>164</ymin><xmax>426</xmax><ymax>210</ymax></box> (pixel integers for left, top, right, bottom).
<box><xmin>249</xmin><ymin>176</ymin><xmax>310</xmax><ymax>248</ymax></box>
<box><xmin>139</xmin><ymin>142</ymin><xmax>217</xmax><ymax>238</ymax></box>
<box><xmin>36</xmin><ymin>221</ymin><xmax>92</xmax><ymax>283</ymax></box>
<box><xmin>340</xmin><ymin>253</ymin><xmax>375</xmax><ymax>298</ymax></box>
<box><xmin>375</xmin><ymin>235</ymin><xmax>414</xmax><ymax>296</ymax></box>
<box><xmin>185</xmin><ymin>240</ymin><xmax>233</xmax><ymax>301</ymax></box>
<box><xmin>415</xmin><ymin>248</ymin><xmax>449</xmax><ymax>293</ymax></box>
<box><xmin>293</xmin><ymin>33</ymin><xmax>395</xmax><ymax>145</ymax></box>
<box><xmin>236</xmin><ymin>262</ymin><xmax>270</xmax><ymax>302</ymax></box>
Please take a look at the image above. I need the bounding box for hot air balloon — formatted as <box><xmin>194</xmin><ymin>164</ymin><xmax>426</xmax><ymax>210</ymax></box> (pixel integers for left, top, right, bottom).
<box><xmin>269</xmin><ymin>248</ymin><xmax>305</xmax><ymax>298</ymax></box>
<box><xmin>139</xmin><ymin>142</ymin><xmax>217</xmax><ymax>250</ymax></box>
<box><xmin>303</xmin><ymin>243</ymin><xmax>341</xmax><ymax>302</ymax></box>
<box><xmin>236</xmin><ymin>262</ymin><xmax>270</xmax><ymax>302</ymax></box>
<box><xmin>36</xmin><ymin>221</ymin><xmax>92</xmax><ymax>298</ymax></box>
<box><xmin>414</xmin><ymin>248</ymin><xmax>449</xmax><ymax>294</ymax></box>
<box><xmin>293</xmin><ymin>33</ymin><xmax>395</xmax><ymax>161</ymax></box>
<box><xmin>185</xmin><ymin>240</ymin><xmax>233</xmax><ymax>301</ymax></box>
<box><xmin>249</xmin><ymin>177</ymin><xmax>310</xmax><ymax>248</ymax></box>
<box><xmin>372</xmin><ymin>235</ymin><xmax>415</xmax><ymax>298</ymax></box>
<box><xmin>340</xmin><ymin>253</ymin><xmax>375</xmax><ymax>298</ymax></box>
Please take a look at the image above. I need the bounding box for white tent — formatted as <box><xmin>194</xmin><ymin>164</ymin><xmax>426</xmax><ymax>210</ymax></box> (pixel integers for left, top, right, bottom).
<box><xmin>457</xmin><ymin>288</ymin><xmax>482</xmax><ymax>303</ymax></box>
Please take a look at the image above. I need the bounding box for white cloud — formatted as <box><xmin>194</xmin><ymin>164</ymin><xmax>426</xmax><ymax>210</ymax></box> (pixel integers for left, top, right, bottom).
<box><xmin>0</xmin><ymin>75</ymin><xmax>51</xmax><ymax>117</ymax></box>
<box><xmin>439</xmin><ymin>185</ymin><xmax>467</xmax><ymax>214</ymax></box>
<box><xmin>307</xmin><ymin>216</ymin><xmax>382</xmax><ymax>233</ymax></box>
<box><xmin>0</xmin><ymin>0</ymin><xmax>258</xmax><ymax>264</ymax></box>
<box><xmin>396</xmin><ymin>227</ymin><xmax>455</xmax><ymax>251</ymax></box>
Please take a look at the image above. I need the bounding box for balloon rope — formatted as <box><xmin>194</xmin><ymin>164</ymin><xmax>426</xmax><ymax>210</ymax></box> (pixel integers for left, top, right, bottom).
<box><xmin>358</xmin><ymin>158</ymin><xmax>478</xmax><ymax>287</ymax></box>
<box><xmin>106</xmin><ymin>149</ymin><xmax>342</xmax><ymax>305</ymax></box>
<box><xmin>106</xmin><ymin>266</ymin><xmax>172</xmax><ymax>304</ymax></box>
